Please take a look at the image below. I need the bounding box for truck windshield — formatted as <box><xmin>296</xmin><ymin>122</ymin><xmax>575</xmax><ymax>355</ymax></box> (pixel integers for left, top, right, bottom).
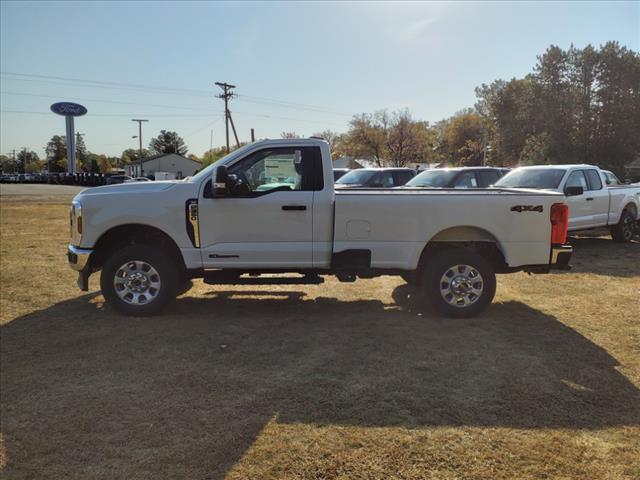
<box><xmin>494</xmin><ymin>169</ymin><xmax>566</xmax><ymax>189</ymax></box>
<box><xmin>335</xmin><ymin>170</ymin><xmax>378</xmax><ymax>185</ymax></box>
<box><xmin>188</xmin><ymin>143</ymin><xmax>256</xmax><ymax>183</ymax></box>
<box><xmin>405</xmin><ymin>170</ymin><xmax>458</xmax><ymax>187</ymax></box>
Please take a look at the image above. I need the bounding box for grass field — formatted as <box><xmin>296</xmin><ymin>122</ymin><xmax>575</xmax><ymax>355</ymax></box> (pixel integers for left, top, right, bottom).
<box><xmin>1</xmin><ymin>191</ymin><xmax>639</xmax><ymax>479</ymax></box>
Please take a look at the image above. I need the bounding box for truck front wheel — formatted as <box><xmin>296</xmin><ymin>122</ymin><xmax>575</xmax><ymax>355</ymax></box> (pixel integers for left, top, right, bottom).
<box><xmin>101</xmin><ymin>245</ymin><xmax>179</xmax><ymax>316</ymax></box>
<box><xmin>610</xmin><ymin>209</ymin><xmax>636</xmax><ymax>242</ymax></box>
<box><xmin>422</xmin><ymin>249</ymin><xmax>496</xmax><ymax>318</ymax></box>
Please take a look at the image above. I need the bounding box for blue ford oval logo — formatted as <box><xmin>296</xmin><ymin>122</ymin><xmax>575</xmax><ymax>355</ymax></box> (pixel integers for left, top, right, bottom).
<box><xmin>50</xmin><ymin>102</ymin><xmax>88</xmax><ymax>116</ymax></box>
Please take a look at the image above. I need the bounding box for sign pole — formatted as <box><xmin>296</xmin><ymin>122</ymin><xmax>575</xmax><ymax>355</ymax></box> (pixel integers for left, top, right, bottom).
<box><xmin>51</xmin><ymin>102</ymin><xmax>87</xmax><ymax>175</ymax></box>
<box><xmin>65</xmin><ymin>115</ymin><xmax>76</xmax><ymax>174</ymax></box>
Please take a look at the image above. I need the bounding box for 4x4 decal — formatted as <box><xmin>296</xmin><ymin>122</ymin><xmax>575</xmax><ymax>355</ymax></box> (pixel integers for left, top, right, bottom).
<box><xmin>511</xmin><ymin>205</ymin><xmax>544</xmax><ymax>213</ymax></box>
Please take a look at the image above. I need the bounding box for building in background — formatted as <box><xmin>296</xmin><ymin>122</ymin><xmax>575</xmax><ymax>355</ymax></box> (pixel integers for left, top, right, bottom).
<box><xmin>126</xmin><ymin>153</ymin><xmax>201</xmax><ymax>179</ymax></box>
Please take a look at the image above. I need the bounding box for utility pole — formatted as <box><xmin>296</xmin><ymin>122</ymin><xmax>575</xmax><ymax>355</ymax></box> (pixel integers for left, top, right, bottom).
<box><xmin>131</xmin><ymin>119</ymin><xmax>148</xmax><ymax>176</ymax></box>
<box><xmin>21</xmin><ymin>147</ymin><xmax>27</xmax><ymax>173</ymax></box>
<box><xmin>215</xmin><ymin>82</ymin><xmax>240</xmax><ymax>153</ymax></box>
<box><xmin>251</xmin><ymin>128</ymin><xmax>255</xmax><ymax>142</ymax></box>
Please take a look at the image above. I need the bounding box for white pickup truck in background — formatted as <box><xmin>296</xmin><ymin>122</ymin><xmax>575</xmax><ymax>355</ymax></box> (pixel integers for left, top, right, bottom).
<box><xmin>68</xmin><ymin>138</ymin><xmax>573</xmax><ymax>318</ymax></box>
<box><xmin>495</xmin><ymin>165</ymin><xmax>640</xmax><ymax>241</ymax></box>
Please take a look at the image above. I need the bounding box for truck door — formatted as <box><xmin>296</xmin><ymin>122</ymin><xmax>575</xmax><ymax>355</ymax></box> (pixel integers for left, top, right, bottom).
<box><xmin>583</xmin><ymin>169</ymin><xmax>609</xmax><ymax>227</ymax></box>
<box><xmin>198</xmin><ymin>146</ymin><xmax>323</xmax><ymax>268</ymax></box>
<box><xmin>564</xmin><ymin>170</ymin><xmax>591</xmax><ymax>230</ymax></box>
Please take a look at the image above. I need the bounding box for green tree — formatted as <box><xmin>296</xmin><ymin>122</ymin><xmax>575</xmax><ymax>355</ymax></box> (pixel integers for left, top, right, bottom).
<box><xmin>75</xmin><ymin>133</ymin><xmax>89</xmax><ymax>171</ymax></box>
<box><xmin>441</xmin><ymin>110</ymin><xmax>487</xmax><ymax>166</ymax></box>
<box><xmin>149</xmin><ymin>130</ymin><xmax>188</xmax><ymax>155</ymax></box>
<box><xmin>45</xmin><ymin>135</ymin><xmax>67</xmax><ymax>172</ymax></box>
<box><xmin>312</xmin><ymin>130</ymin><xmax>344</xmax><ymax>160</ymax></box>
<box><xmin>0</xmin><ymin>154</ymin><xmax>17</xmax><ymax>173</ymax></box>
<box><xmin>17</xmin><ymin>149</ymin><xmax>40</xmax><ymax>173</ymax></box>
<box><xmin>474</xmin><ymin>43</ymin><xmax>640</xmax><ymax>174</ymax></box>
<box><xmin>121</xmin><ymin>148</ymin><xmax>150</xmax><ymax>166</ymax></box>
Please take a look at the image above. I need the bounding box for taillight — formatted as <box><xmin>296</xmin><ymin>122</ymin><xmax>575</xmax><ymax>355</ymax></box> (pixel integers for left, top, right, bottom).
<box><xmin>550</xmin><ymin>203</ymin><xmax>568</xmax><ymax>244</ymax></box>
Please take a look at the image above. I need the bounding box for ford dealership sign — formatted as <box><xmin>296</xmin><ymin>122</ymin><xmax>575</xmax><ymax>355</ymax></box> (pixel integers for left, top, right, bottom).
<box><xmin>50</xmin><ymin>102</ymin><xmax>87</xmax><ymax>116</ymax></box>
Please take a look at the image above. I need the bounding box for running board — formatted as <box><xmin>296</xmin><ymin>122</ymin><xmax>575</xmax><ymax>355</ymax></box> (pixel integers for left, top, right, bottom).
<box><xmin>203</xmin><ymin>273</ymin><xmax>325</xmax><ymax>285</ymax></box>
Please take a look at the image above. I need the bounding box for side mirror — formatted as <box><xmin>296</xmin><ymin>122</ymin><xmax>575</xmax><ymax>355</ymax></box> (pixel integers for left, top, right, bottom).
<box><xmin>564</xmin><ymin>186</ymin><xmax>584</xmax><ymax>196</ymax></box>
<box><xmin>204</xmin><ymin>165</ymin><xmax>230</xmax><ymax>198</ymax></box>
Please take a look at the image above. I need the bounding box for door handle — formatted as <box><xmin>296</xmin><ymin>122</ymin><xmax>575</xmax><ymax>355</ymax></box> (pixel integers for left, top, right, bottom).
<box><xmin>586</xmin><ymin>197</ymin><xmax>594</xmax><ymax>201</ymax></box>
<box><xmin>282</xmin><ymin>205</ymin><xmax>307</xmax><ymax>211</ymax></box>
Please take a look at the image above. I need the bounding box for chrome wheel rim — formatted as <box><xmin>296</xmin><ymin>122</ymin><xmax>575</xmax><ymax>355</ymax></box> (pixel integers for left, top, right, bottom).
<box><xmin>439</xmin><ymin>264</ymin><xmax>484</xmax><ymax>308</ymax></box>
<box><xmin>113</xmin><ymin>260</ymin><xmax>161</xmax><ymax>305</ymax></box>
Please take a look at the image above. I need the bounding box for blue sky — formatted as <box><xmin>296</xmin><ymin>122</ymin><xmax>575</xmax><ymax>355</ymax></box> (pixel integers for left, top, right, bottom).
<box><xmin>1</xmin><ymin>1</ymin><xmax>638</xmax><ymax>158</ymax></box>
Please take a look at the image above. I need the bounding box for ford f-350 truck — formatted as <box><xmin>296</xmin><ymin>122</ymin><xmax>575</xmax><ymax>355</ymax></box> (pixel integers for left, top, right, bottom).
<box><xmin>68</xmin><ymin>138</ymin><xmax>572</xmax><ymax>318</ymax></box>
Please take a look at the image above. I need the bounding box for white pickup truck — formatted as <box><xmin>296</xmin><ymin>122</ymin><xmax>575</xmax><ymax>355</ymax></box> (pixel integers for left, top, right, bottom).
<box><xmin>494</xmin><ymin>165</ymin><xmax>640</xmax><ymax>241</ymax></box>
<box><xmin>68</xmin><ymin>138</ymin><xmax>573</xmax><ymax>318</ymax></box>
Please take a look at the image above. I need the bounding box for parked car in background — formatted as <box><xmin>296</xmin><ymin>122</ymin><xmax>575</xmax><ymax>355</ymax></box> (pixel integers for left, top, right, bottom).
<box><xmin>403</xmin><ymin>167</ymin><xmax>510</xmax><ymax>189</ymax></box>
<box><xmin>125</xmin><ymin>177</ymin><xmax>152</xmax><ymax>183</ymax></box>
<box><xmin>335</xmin><ymin>168</ymin><xmax>416</xmax><ymax>188</ymax></box>
<box><xmin>494</xmin><ymin>164</ymin><xmax>640</xmax><ymax>241</ymax></box>
<box><xmin>333</xmin><ymin>168</ymin><xmax>350</xmax><ymax>182</ymax></box>
<box><xmin>106</xmin><ymin>175</ymin><xmax>132</xmax><ymax>185</ymax></box>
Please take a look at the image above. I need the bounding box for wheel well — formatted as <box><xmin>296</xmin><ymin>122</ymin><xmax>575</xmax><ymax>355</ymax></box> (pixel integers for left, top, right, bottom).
<box><xmin>623</xmin><ymin>203</ymin><xmax>637</xmax><ymax>217</ymax></box>
<box><xmin>417</xmin><ymin>240</ymin><xmax>508</xmax><ymax>274</ymax></box>
<box><xmin>91</xmin><ymin>224</ymin><xmax>185</xmax><ymax>272</ymax></box>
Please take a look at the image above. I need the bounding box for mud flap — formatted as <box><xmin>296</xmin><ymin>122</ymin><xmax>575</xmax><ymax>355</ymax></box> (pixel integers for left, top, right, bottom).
<box><xmin>77</xmin><ymin>268</ymin><xmax>90</xmax><ymax>291</ymax></box>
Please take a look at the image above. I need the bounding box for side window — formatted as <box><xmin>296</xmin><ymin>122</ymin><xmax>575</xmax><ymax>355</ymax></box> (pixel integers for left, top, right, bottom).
<box><xmin>227</xmin><ymin>147</ymin><xmax>322</xmax><ymax>195</ymax></box>
<box><xmin>585</xmin><ymin>170</ymin><xmax>602</xmax><ymax>190</ymax></box>
<box><xmin>605</xmin><ymin>171</ymin><xmax>620</xmax><ymax>186</ymax></box>
<box><xmin>453</xmin><ymin>172</ymin><xmax>479</xmax><ymax>188</ymax></box>
<box><xmin>478</xmin><ymin>170</ymin><xmax>500</xmax><ymax>187</ymax></box>
<box><xmin>372</xmin><ymin>171</ymin><xmax>394</xmax><ymax>187</ymax></box>
<box><xmin>395</xmin><ymin>171</ymin><xmax>415</xmax><ymax>186</ymax></box>
<box><xmin>565</xmin><ymin>170</ymin><xmax>588</xmax><ymax>190</ymax></box>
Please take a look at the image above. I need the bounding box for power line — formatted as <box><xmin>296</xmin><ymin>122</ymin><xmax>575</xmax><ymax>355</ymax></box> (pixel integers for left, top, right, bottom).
<box><xmin>1</xmin><ymin>71</ymin><xmax>352</xmax><ymax>116</ymax></box>
<box><xmin>1</xmin><ymin>91</ymin><xmax>219</xmax><ymax>112</ymax></box>
<box><xmin>0</xmin><ymin>109</ymin><xmax>219</xmax><ymax>118</ymax></box>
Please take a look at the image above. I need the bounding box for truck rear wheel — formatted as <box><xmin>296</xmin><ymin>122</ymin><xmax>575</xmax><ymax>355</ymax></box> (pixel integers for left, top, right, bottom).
<box><xmin>101</xmin><ymin>245</ymin><xmax>179</xmax><ymax>316</ymax></box>
<box><xmin>610</xmin><ymin>209</ymin><xmax>636</xmax><ymax>242</ymax></box>
<box><xmin>422</xmin><ymin>249</ymin><xmax>496</xmax><ymax>318</ymax></box>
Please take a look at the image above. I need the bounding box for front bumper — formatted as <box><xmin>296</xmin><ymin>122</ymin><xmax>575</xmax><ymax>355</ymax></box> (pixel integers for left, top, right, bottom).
<box><xmin>67</xmin><ymin>244</ymin><xmax>93</xmax><ymax>271</ymax></box>
<box><xmin>550</xmin><ymin>243</ymin><xmax>572</xmax><ymax>270</ymax></box>
<box><xmin>68</xmin><ymin>245</ymin><xmax>93</xmax><ymax>291</ymax></box>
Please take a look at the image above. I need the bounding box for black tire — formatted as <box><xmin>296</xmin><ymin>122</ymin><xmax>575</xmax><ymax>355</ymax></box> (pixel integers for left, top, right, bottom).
<box><xmin>422</xmin><ymin>249</ymin><xmax>496</xmax><ymax>318</ymax></box>
<box><xmin>400</xmin><ymin>271</ymin><xmax>420</xmax><ymax>286</ymax></box>
<box><xmin>610</xmin><ymin>209</ymin><xmax>636</xmax><ymax>242</ymax></box>
<box><xmin>101</xmin><ymin>245</ymin><xmax>179</xmax><ymax>316</ymax></box>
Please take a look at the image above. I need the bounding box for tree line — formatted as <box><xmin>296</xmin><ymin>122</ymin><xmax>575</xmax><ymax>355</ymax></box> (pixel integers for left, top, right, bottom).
<box><xmin>2</xmin><ymin>42</ymin><xmax>637</xmax><ymax>177</ymax></box>
<box><xmin>1</xmin><ymin>129</ymin><xmax>192</xmax><ymax>174</ymax></box>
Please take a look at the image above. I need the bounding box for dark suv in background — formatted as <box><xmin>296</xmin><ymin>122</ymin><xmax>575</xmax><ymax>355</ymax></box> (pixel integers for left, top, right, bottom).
<box><xmin>335</xmin><ymin>168</ymin><xmax>416</xmax><ymax>188</ymax></box>
<box><xmin>403</xmin><ymin>167</ymin><xmax>510</xmax><ymax>189</ymax></box>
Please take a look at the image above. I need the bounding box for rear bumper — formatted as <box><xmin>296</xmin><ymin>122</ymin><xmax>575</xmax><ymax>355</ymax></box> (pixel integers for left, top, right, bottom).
<box><xmin>550</xmin><ymin>243</ymin><xmax>572</xmax><ymax>270</ymax></box>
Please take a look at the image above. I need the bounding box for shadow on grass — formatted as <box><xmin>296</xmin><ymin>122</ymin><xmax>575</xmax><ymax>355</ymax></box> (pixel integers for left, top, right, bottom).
<box><xmin>2</xmin><ymin>287</ymin><xmax>639</xmax><ymax>479</ymax></box>
<box><xmin>566</xmin><ymin>234</ymin><xmax>639</xmax><ymax>277</ymax></box>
